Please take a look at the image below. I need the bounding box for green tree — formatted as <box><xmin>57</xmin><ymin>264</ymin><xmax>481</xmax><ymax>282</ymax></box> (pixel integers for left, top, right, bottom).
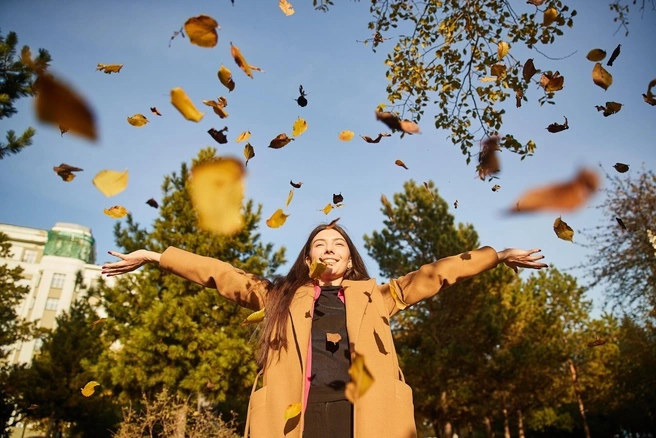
<box><xmin>94</xmin><ymin>148</ymin><xmax>285</xmax><ymax>432</ymax></box>
<box><xmin>0</xmin><ymin>30</ymin><xmax>51</xmax><ymax>159</ymax></box>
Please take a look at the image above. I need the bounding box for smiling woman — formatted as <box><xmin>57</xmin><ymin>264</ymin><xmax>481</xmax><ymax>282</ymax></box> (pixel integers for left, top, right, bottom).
<box><xmin>102</xmin><ymin>222</ymin><xmax>547</xmax><ymax>438</ymax></box>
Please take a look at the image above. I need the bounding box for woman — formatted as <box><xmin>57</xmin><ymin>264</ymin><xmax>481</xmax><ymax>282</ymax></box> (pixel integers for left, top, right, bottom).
<box><xmin>102</xmin><ymin>223</ymin><xmax>547</xmax><ymax>438</ymax></box>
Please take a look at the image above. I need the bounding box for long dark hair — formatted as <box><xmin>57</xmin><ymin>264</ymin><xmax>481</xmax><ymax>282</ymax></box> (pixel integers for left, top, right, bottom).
<box><xmin>256</xmin><ymin>223</ymin><xmax>370</xmax><ymax>368</ymax></box>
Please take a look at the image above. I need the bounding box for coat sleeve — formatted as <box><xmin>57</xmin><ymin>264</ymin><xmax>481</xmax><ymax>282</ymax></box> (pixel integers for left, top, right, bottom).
<box><xmin>159</xmin><ymin>246</ymin><xmax>269</xmax><ymax>311</ymax></box>
<box><xmin>380</xmin><ymin>246</ymin><xmax>500</xmax><ymax>316</ymax></box>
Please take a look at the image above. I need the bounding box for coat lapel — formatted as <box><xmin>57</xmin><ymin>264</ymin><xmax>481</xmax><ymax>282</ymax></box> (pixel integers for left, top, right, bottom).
<box><xmin>288</xmin><ymin>284</ymin><xmax>315</xmax><ymax>373</ymax></box>
<box><xmin>342</xmin><ymin>278</ymin><xmax>376</xmax><ymax>351</ymax></box>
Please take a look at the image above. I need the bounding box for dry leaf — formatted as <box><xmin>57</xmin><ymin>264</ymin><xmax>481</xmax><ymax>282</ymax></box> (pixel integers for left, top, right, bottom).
<box><xmin>286</xmin><ymin>189</ymin><xmax>294</xmax><ymax>208</ymax></box>
<box><xmin>244</xmin><ymin>143</ymin><xmax>255</xmax><ymax>166</ymax></box>
<box><xmin>375</xmin><ymin>111</ymin><xmax>420</xmax><ymax>133</ymax></box>
<box><xmin>203</xmin><ymin>98</ymin><xmax>228</xmax><ymax>119</ymax></box>
<box><xmin>543</xmin><ymin>7</ymin><xmax>558</xmax><ymax>26</ymax></box>
<box><xmin>546</xmin><ymin>116</ymin><xmax>569</xmax><ymax>133</ymax></box>
<box><xmin>59</xmin><ymin>125</ymin><xmax>68</xmax><ymax>136</ymax></box>
<box><xmin>184</xmin><ymin>15</ymin><xmax>219</xmax><ymax>48</ymax></box>
<box><xmin>587</xmin><ymin>337</ymin><xmax>607</xmax><ymax>348</ymax></box>
<box><xmin>454</xmin><ymin>200</ymin><xmax>459</xmax><ymax>209</ymax></box>
<box><xmin>540</xmin><ymin>71</ymin><xmax>564</xmax><ymax>92</ymax></box>
<box><xmin>170</xmin><ymin>88</ymin><xmax>204</xmax><ymax>122</ymax></box>
<box><xmin>266</xmin><ymin>208</ymin><xmax>289</xmax><ymax>228</ymax></box>
<box><xmin>345</xmin><ymin>353</ymin><xmax>374</xmax><ymax>403</ymax></box>
<box><xmin>526</xmin><ymin>0</ymin><xmax>546</xmax><ymax>5</ymax></box>
<box><xmin>284</xmin><ymin>403</ymin><xmax>302</xmax><ymax>422</ymax></box>
<box><xmin>613</xmin><ymin>163</ymin><xmax>629</xmax><ymax>173</ymax></box>
<box><xmin>395</xmin><ymin>159</ymin><xmax>408</xmax><ymax>170</ymax></box>
<box><xmin>103</xmin><ymin>205</ymin><xmax>129</xmax><ymax>219</ymax></box>
<box><xmin>338</xmin><ymin>130</ymin><xmax>355</xmax><ymax>141</ymax></box>
<box><xmin>389</xmin><ymin>279</ymin><xmax>407</xmax><ymax>310</ymax></box>
<box><xmin>523</xmin><ymin>58</ymin><xmax>538</xmax><ymax>82</ymax></box>
<box><xmin>53</xmin><ymin>163</ymin><xmax>83</xmax><ymax>182</ymax></box>
<box><xmin>296</xmin><ymin>85</ymin><xmax>308</xmax><ymax>107</ymax></box>
<box><xmin>326</xmin><ymin>333</ymin><xmax>342</xmax><ymax>344</ymax></box>
<box><xmin>96</xmin><ymin>63</ymin><xmax>123</xmax><ymax>74</ymax></box>
<box><xmin>586</xmin><ymin>49</ymin><xmax>606</xmax><ymax>62</ymax></box>
<box><xmin>236</xmin><ymin>131</ymin><xmax>251</xmax><ymax>142</ymax></box>
<box><xmin>241</xmin><ymin>308</ymin><xmax>265</xmax><ymax>325</ymax></box>
<box><xmin>150</xmin><ymin>107</ymin><xmax>162</xmax><ymax>116</ymax></box>
<box><xmin>292</xmin><ymin>117</ymin><xmax>307</xmax><ymax>137</ymax></box>
<box><xmin>93</xmin><ymin>169</ymin><xmax>129</xmax><ymax>197</ymax></box>
<box><xmin>361</xmin><ymin>133</ymin><xmax>391</xmax><ymax>143</ymax></box>
<box><xmin>127</xmin><ymin>114</ymin><xmax>148</xmax><ymax>127</ymax></box>
<box><xmin>333</xmin><ymin>193</ymin><xmax>344</xmax><ymax>204</ymax></box>
<box><xmin>509</xmin><ymin>168</ymin><xmax>600</xmax><ymax>213</ymax></box>
<box><xmin>616</xmin><ymin>217</ymin><xmax>627</xmax><ymax>230</ymax></box>
<box><xmin>34</xmin><ymin>73</ymin><xmax>97</xmax><ymax>140</ymax></box>
<box><xmin>269</xmin><ymin>133</ymin><xmax>294</xmax><ymax>149</ymax></box>
<box><xmin>208</xmin><ymin>127</ymin><xmax>229</xmax><ymax>144</ymax></box>
<box><xmin>218</xmin><ymin>65</ymin><xmax>235</xmax><ymax>92</ymax></box>
<box><xmin>477</xmin><ymin>135</ymin><xmax>501</xmax><ymax>180</ymax></box>
<box><xmin>81</xmin><ymin>381</ymin><xmax>100</xmax><ymax>397</ymax></box>
<box><xmin>309</xmin><ymin>259</ymin><xmax>327</xmax><ymax>279</ymax></box>
<box><xmin>146</xmin><ymin>198</ymin><xmax>159</xmax><ymax>208</ymax></box>
<box><xmin>290</xmin><ymin>180</ymin><xmax>303</xmax><ymax>188</ymax></box>
<box><xmin>497</xmin><ymin>41</ymin><xmax>509</xmax><ymax>60</ymax></box>
<box><xmin>607</xmin><ymin>44</ymin><xmax>621</xmax><ymax>66</ymax></box>
<box><xmin>643</xmin><ymin>78</ymin><xmax>656</xmax><ymax>106</ymax></box>
<box><xmin>231</xmin><ymin>42</ymin><xmax>253</xmax><ymax>78</ymax></box>
<box><xmin>553</xmin><ymin>216</ymin><xmax>574</xmax><ymax>242</ymax></box>
<box><xmin>492</xmin><ymin>184</ymin><xmax>501</xmax><ymax>192</ymax></box>
<box><xmin>593</xmin><ymin>63</ymin><xmax>613</xmax><ymax>90</ymax></box>
<box><xmin>490</xmin><ymin>64</ymin><xmax>507</xmax><ymax>80</ymax></box>
<box><xmin>326</xmin><ymin>217</ymin><xmax>340</xmax><ymax>228</ymax></box>
<box><xmin>188</xmin><ymin>157</ymin><xmax>245</xmax><ymax>235</ymax></box>
<box><xmin>321</xmin><ymin>203</ymin><xmax>333</xmax><ymax>215</ymax></box>
<box><xmin>279</xmin><ymin>0</ymin><xmax>295</xmax><ymax>16</ymax></box>
<box><xmin>595</xmin><ymin>101</ymin><xmax>622</xmax><ymax>117</ymax></box>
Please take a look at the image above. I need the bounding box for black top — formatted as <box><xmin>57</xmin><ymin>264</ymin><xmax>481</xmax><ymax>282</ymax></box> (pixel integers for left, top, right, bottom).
<box><xmin>308</xmin><ymin>285</ymin><xmax>351</xmax><ymax>403</ymax></box>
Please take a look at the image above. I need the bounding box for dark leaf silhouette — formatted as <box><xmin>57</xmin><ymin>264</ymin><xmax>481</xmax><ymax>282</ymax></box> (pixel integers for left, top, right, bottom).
<box><xmin>613</xmin><ymin>163</ymin><xmax>629</xmax><ymax>173</ymax></box>
<box><xmin>607</xmin><ymin>44</ymin><xmax>621</xmax><ymax>66</ymax></box>
<box><xmin>208</xmin><ymin>127</ymin><xmax>228</xmax><ymax>144</ymax></box>
<box><xmin>53</xmin><ymin>163</ymin><xmax>83</xmax><ymax>182</ymax></box>
<box><xmin>296</xmin><ymin>85</ymin><xmax>308</xmax><ymax>107</ymax></box>
<box><xmin>146</xmin><ymin>198</ymin><xmax>159</xmax><ymax>208</ymax></box>
<box><xmin>546</xmin><ymin>116</ymin><xmax>569</xmax><ymax>133</ymax></box>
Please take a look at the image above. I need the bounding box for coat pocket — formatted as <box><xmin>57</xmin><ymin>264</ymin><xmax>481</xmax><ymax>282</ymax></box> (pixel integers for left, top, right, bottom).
<box><xmin>393</xmin><ymin>380</ymin><xmax>417</xmax><ymax>438</ymax></box>
<box><xmin>247</xmin><ymin>386</ymin><xmax>268</xmax><ymax>437</ymax></box>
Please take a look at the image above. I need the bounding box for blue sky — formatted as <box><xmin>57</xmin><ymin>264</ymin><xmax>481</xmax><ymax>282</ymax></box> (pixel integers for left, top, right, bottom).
<box><xmin>1</xmin><ymin>0</ymin><xmax>655</xmax><ymax>314</ymax></box>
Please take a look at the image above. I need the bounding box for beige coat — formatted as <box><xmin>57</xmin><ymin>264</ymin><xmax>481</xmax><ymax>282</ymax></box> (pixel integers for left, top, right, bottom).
<box><xmin>160</xmin><ymin>245</ymin><xmax>500</xmax><ymax>438</ymax></box>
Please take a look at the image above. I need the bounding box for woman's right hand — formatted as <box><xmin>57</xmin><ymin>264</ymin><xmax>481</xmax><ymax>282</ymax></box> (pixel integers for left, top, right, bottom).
<box><xmin>101</xmin><ymin>249</ymin><xmax>161</xmax><ymax>277</ymax></box>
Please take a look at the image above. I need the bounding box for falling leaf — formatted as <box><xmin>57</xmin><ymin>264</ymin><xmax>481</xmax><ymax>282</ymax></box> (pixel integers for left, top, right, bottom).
<box><xmin>218</xmin><ymin>65</ymin><xmax>236</xmax><ymax>92</ymax></box>
<box><xmin>34</xmin><ymin>73</ymin><xmax>97</xmax><ymax>140</ymax></box>
<box><xmin>53</xmin><ymin>163</ymin><xmax>83</xmax><ymax>182</ymax></box>
<box><xmin>292</xmin><ymin>117</ymin><xmax>307</xmax><ymax>137</ymax></box>
<box><xmin>170</xmin><ymin>87</ymin><xmax>204</xmax><ymax>122</ymax></box>
<box><xmin>321</xmin><ymin>203</ymin><xmax>333</xmax><ymax>215</ymax></box>
<box><xmin>268</xmin><ymin>133</ymin><xmax>294</xmax><ymax>149</ymax></box>
<box><xmin>587</xmin><ymin>337</ymin><xmax>606</xmax><ymax>347</ymax></box>
<box><xmin>375</xmin><ymin>111</ymin><xmax>420</xmax><ymax>133</ymax></box>
<box><xmin>616</xmin><ymin>217</ymin><xmax>626</xmax><ymax>230</ymax></box>
<box><xmin>93</xmin><ymin>169</ymin><xmax>129</xmax><ymax>197</ymax></box>
<box><xmin>595</xmin><ymin>101</ymin><xmax>622</xmax><ymax>117</ymax></box>
<box><xmin>290</xmin><ymin>180</ymin><xmax>303</xmax><ymax>188</ymax></box>
<box><xmin>613</xmin><ymin>162</ymin><xmax>629</xmax><ymax>173</ymax></box>
<box><xmin>477</xmin><ymin>135</ymin><xmax>501</xmax><ymax>180</ymax></box>
<box><xmin>326</xmin><ymin>333</ymin><xmax>342</xmax><ymax>344</ymax></box>
<box><xmin>309</xmin><ymin>259</ymin><xmax>327</xmax><ymax>279</ymax></box>
<box><xmin>333</xmin><ymin>193</ymin><xmax>344</xmax><ymax>204</ymax></box>
<box><xmin>103</xmin><ymin>205</ymin><xmax>129</xmax><ymax>219</ymax></box>
<box><xmin>241</xmin><ymin>307</ymin><xmax>265</xmax><ymax>325</ymax></box>
<box><xmin>546</xmin><ymin>116</ymin><xmax>569</xmax><ymax>133</ymax></box>
<box><xmin>388</xmin><ymin>279</ymin><xmax>407</xmax><ymax>310</ymax></box>
<box><xmin>523</xmin><ymin>58</ymin><xmax>538</xmax><ymax>82</ymax></box>
<box><xmin>586</xmin><ymin>49</ymin><xmax>606</xmax><ymax>62</ymax></box>
<box><xmin>543</xmin><ymin>7</ymin><xmax>558</xmax><ymax>26</ymax></box>
<box><xmin>150</xmin><ymin>107</ymin><xmax>162</xmax><ymax>116</ymax></box>
<box><xmin>236</xmin><ymin>131</ymin><xmax>251</xmax><ymax>142</ymax></box>
<box><xmin>395</xmin><ymin>159</ymin><xmax>408</xmax><ymax>170</ymax></box>
<box><xmin>509</xmin><ymin>168</ymin><xmax>600</xmax><ymax>213</ymax></box>
<box><xmin>189</xmin><ymin>157</ymin><xmax>245</xmax><ymax>235</ymax></box>
<box><xmin>266</xmin><ymin>208</ymin><xmax>289</xmax><ymax>228</ymax></box>
<box><xmin>184</xmin><ymin>15</ymin><xmax>219</xmax><ymax>48</ymax></box>
<box><xmin>553</xmin><ymin>217</ymin><xmax>574</xmax><ymax>242</ymax></box>
<box><xmin>592</xmin><ymin>63</ymin><xmax>613</xmax><ymax>91</ymax></box>
<box><xmin>643</xmin><ymin>78</ymin><xmax>656</xmax><ymax>106</ymax></box>
<box><xmin>284</xmin><ymin>403</ymin><xmax>302</xmax><ymax>422</ymax></box>
<box><xmin>127</xmin><ymin>114</ymin><xmax>149</xmax><ymax>127</ymax></box>
<box><xmin>286</xmin><ymin>189</ymin><xmax>294</xmax><ymax>208</ymax></box>
<box><xmin>203</xmin><ymin>97</ymin><xmax>229</xmax><ymax>119</ymax></box>
<box><xmin>526</xmin><ymin>0</ymin><xmax>546</xmax><ymax>5</ymax></box>
<box><xmin>607</xmin><ymin>44</ymin><xmax>621</xmax><ymax>66</ymax></box>
<box><xmin>208</xmin><ymin>127</ymin><xmax>228</xmax><ymax>144</ymax></box>
<box><xmin>296</xmin><ymin>85</ymin><xmax>308</xmax><ymax>107</ymax></box>
<box><xmin>540</xmin><ymin>71</ymin><xmax>564</xmax><ymax>92</ymax></box>
<box><xmin>326</xmin><ymin>217</ymin><xmax>340</xmax><ymax>228</ymax></box>
<box><xmin>231</xmin><ymin>42</ymin><xmax>253</xmax><ymax>78</ymax></box>
<box><xmin>454</xmin><ymin>200</ymin><xmax>459</xmax><ymax>209</ymax></box>
<box><xmin>423</xmin><ymin>182</ymin><xmax>434</xmax><ymax>200</ymax></box>
<box><xmin>96</xmin><ymin>63</ymin><xmax>123</xmax><ymax>74</ymax></box>
<box><xmin>497</xmin><ymin>41</ymin><xmax>510</xmax><ymax>60</ymax></box>
<box><xmin>279</xmin><ymin>0</ymin><xmax>295</xmax><ymax>16</ymax></box>
<box><xmin>492</xmin><ymin>184</ymin><xmax>501</xmax><ymax>192</ymax></box>
<box><xmin>345</xmin><ymin>353</ymin><xmax>374</xmax><ymax>403</ymax></box>
<box><xmin>81</xmin><ymin>381</ymin><xmax>100</xmax><ymax>397</ymax></box>
<box><xmin>244</xmin><ymin>143</ymin><xmax>255</xmax><ymax>166</ymax></box>
<box><xmin>338</xmin><ymin>130</ymin><xmax>355</xmax><ymax>141</ymax></box>
<box><xmin>490</xmin><ymin>64</ymin><xmax>507</xmax><ymax>80</ymax></box>
<box><xmin>361</xmin><ymin>133</ymin><xmax>391</xmax><ymax>143</ymax></box>
<box><xmin>146</xmin><ymin>198</ymin><xmax>159</xmax><ymax>208</ymax></box>
<box><xmin>59</xmin><ymin>125</ymin><xmax>68</xmax><ymax>136</ymax></box>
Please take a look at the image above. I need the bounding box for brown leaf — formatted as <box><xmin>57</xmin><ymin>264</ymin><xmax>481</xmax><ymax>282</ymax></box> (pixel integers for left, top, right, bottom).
<box><xmin>586</xmin><ymin>49</ymin><xmax>606</xmax><ymax>62</ymax></box>
<box><xmin>515</xmin><ymin>88</ymin><xmax>523</xmax><ymax>108</ymax></box>
<box><xmin>509</xmin><ymin>168</ymin><xmax>600</xmax><ymax>213</ymax></box>
<box><xmin>53</xmin><ymin>163</ymin><xmax>83</xmax><ymax>182</ymax></box>
<box><xmin>523</xmin><ymin>58</ymin><xmax>538</xmax><ymax>82</ymax></box>
<box><xmin>595</xmin><ymin>101</ymin><xmax>622</xmax><ymax>117</ymax></box>
<box><xmin>208</xmin><ymin>127</ymin><xmax>228</xmax><ymax>144</ymax></box>
<box><xmin>184</xmin><ymin>15</ymin><xmax>219</xmax><ymax>48</ymax></box>
<box><xmin>492</xmin><ymin>184</ymin><xmax>501</xmax><ymax>192</ymax></box>
<box><xmin>361</xmin><ymin>133</ymin><xmax>391</xmax><ymax>143</ymax></box>
<box><xmin>146</xmin><ymin>198</ymin><xmax>159</xmax><ymax>208</ymax></box>
<box><xmin>333</xmin><ymin>193</ymin><xmax>344</xmax><ymax>204</ymax></box>
<box><xmin>613</xmin><ymin>163</ymin><xmax>629</xmax><ymax>173</ymax></box>
<box><xmin>592</xmin><ymin>63</ymin><xmax>613</xmax><ymax>91</ymax></box>
<box><xmin>394</xmin><ymin>159</ymin><xmax>408</xmax><ymax>170</ymax></box>
<box><xmin>326</xmin><ymin>217</ymin><xmax>340</xmax><ymax>228</ymax></box>
<box><xmin>607</xmin><ymin>44</ymin><xmax>621</xmax><ymax>66</ymax></box>
<box><xmin>454</xmin><ymin>200</ymin><xmax>459</xmax><ymax>209</ymax></box>
<box><xmin>526</xmin><ymin>0</ymin><xmax>546</xmax><ymax>5</ymax></box>
<box><xmin>540</xmin><ymin>71</ymin><xmax>564</xmax><ymax>92</ymax></box>
<box><xmin>150</xmin><ymin>107</ymin><xmax>162</xmax><ymax>116</ymax></box>
<box><xmin>290</xmin><ymin>180</ymin><xmax>303</xmax><ymax>188</ymax></box>
<box><xmin>553</xmin><ymin>216</ymin><xmax>574</xmax><ymax>242</ymax></box>
<box><xmin>375</xmin><ymin>111</ymin><xmax>420</xmax><ymax>134</ymax></box>
<box><xmin>546</xmin><ymin>116</ymin><xmax>569</xmax><ymax>133</ymax></box>
<box><xmin>268</xmin><ymin>133</ymin><xmax>294</xmax><ymax>149</ymax></box>
<box><xmin>476</xmin><ymin>135</ymin><xmax>501</xmax><ymax>180</ymax></box>
<box><xmin>230</xmin><ymin>42</ymin><xmax>253</xmax><ymax>78</ymax></box>
<box><xmin>616</xmin><ymin>217</ymin><xmax>626</xmax><ymax>230</ymax></box>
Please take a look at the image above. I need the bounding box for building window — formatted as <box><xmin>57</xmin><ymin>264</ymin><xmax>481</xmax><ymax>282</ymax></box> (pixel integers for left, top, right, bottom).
<box><xmin>50</xmin><ymin>273</ymin><xmax>66</xmax><ymax>289</ymax></box>
<box><xmin>21</xmin><ymin>249</ymin><xmax>37</xmax><ymax>264</ymax></box>
<box><xmin>45</xmin><ymin>297</ymin><xmax>59</xmax><ymax>310</ymax></box>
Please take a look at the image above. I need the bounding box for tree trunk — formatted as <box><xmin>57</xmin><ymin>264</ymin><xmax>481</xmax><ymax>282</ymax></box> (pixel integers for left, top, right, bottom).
<box><xmin>517</xmin><ymin>409</ymin><xmax>525</xmax><ymax>438</ymax></box>
<box><xmin>444</xmin><ymin>421</ymin><xmax>453</xmax><ymax>438</ymax></box>
<box><xmin>483</xmin><ymin>416</ymin><xmax>494</xmax><ymax>438</ymax></box>
<box><xmin>568</xmin><ymin>359</ymin><xmax>592</xmax><ymax>438</ymax></box>
<box><xmin>173</xmin><ymin>404</ymin><xmax>188</xmax><ymax>438</ymax></box>
<box><xmin>502</xmin><ymin>399</ymin><xmax>511</xmax><ymax>438</ymax></box>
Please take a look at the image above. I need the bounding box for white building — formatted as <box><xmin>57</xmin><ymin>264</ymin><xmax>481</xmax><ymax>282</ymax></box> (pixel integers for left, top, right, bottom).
<box><xmin>0</xmin><ymin>222</ymin><xmax>110</xmax><ymax>365</ymax></box>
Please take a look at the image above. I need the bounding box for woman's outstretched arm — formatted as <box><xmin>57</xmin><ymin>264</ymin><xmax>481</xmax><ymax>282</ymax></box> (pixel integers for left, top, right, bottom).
<box><xmin>101</xmin><ymin>250</ymin><xmax>161</xmax><ymax>276</ymax></box>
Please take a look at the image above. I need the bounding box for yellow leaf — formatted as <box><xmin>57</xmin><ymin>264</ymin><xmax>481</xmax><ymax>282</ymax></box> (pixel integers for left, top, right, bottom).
<box><xmin>93</xmin><ymin>169</ymin><xmax>129</xmax><ymax>197</ymax></box>
<box><xmin>188</xmin><ymin>157</ymin><xmax>245</xmax><ymax>235</ymax></box>
<box><xmin>338</xmin><ymin>130</ymin><xmax>354</xmax><ymax>141</ymax></box>
<box><xmin>592</xmin><ymin>63</ymin><xmax>613</xmax><ymax>91</ymax></box>
<box><xmin>321</xmin><ymin>203</ymin><xmax>333</xmax><ymax>215</ymax></box>
<box><xmin>309</xmin><ymin>259</ymin><xmax>327</xmax><ymax>279</ymax></box>
<box><xmin>284</xmin><ymin>403</ymin><xmax>302</xmax><ymax>421</ymax></box>
<box><xmin>236</xmin><ymin>131</ymin><xmax>251</xmax><ymax>142</ymax></box>
<box><xmin>218</xmin><ymin>65</ymin><xmax>235</xmax><ymax>92</ymax></box>
<box><xmin>81</xmin><ymin>381</ymin><xmax>100</xmax><ymax>397</ymax></box>
<box><xmin>266</xmin><ymin>208</ymin><xmax>289</xmax><ymax>228</ymax></box>
<box><xmin>171</xmin><ymin>87</ymin><xmax>204</xmax><ymax>122</ymax></box>
<box><xmin>543</xmin><ymin>8</ymin><xmax>558</xmax><ymax>26</ymax></box>
<box><xmin>184</xmin><ymin>15</ymin><xmax>219</xmax><ymax>48</ymax></box>
<box><xmin>231</xmin><ymin>42</ymin><xmax>253</xmax><ymax>78</ymax></box>
<box><xmin>241</xmin><ymin>307</ymin><xmax>265</xmax><ymax>325</ymax></box>
<box><xmin>586</xmin><ymin>49</ymin><xmax>606</xmax><ymax>62</ymax></box>
<box><xmin>203</xmin><ymin>98</ymin><xmax>228</xmax><ymax>119</ymax></box>
<box><xmin>127</xmin><ymin>114</ymin><xmax>148</xmax><ymax>127</ymax></box>
<box><xmin>103</xmin><ymin>205</ymin><xmax>129</xmax><ymax>219</ymax></box>
<box><xmin>243</xmin><ymin>143</ymin><xmax>255</xmax><ymax>167</ymax></box>
<box><xmin>286</xmin><ymin>189</ymin><xmax>294</xmax><ymax>208</ymax></box>
<box><xmin>497</xmin><ymin>41</ymin><xmax>509</xmax><ymax>60</ymax></box>
<box><xmin>553</xmin><ymin>217</ymin><xmax>574</xmax><ymax>242</ymax></box>
<box><xmin>96</xmin><ymin>63</ymin><xmax>123</xmax><ymax>74</ymax></box>
<box><xmin>279</xmin><ymin>0</ymin><xmax>295</xmax><ymax>16</ymax></box>
<box><xmin>34</xmin><ymin>73</ymin><xmax>97</xmax><ymax>141</ymax></box>
<box><xmin>292</xmin><ymin>117</ymin><xmax>307</xmax><ymax>137</ymax></box>
<box><xmin>389</xmin><ymin>279</ymin><xmax>408</xmax><ymax>310</ymax></box>
<box><xmin>345</xmin><ymin>353</ymin><xmax>374</xmax><ymax>403</ymax></box>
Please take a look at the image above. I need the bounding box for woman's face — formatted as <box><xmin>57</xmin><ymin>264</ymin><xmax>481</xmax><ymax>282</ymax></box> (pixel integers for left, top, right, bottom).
<box><xmin>306</xmin><ymin>228</ymin><xmax>352</xmax><ymax>285</ymax></box>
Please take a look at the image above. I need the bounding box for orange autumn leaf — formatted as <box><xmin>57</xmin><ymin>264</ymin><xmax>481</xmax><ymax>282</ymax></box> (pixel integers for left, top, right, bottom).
<box><xmin>170</xmin><ymin>87</ymin><xmax>204</xmax><ymax>122</ymax></box>
<box><xmin>266</xmin><ymin>208</ymin><xmax>289</xmax><ymax>228</ymax></box>
<box><xmin>321</xmin><ymin>203</ymin><xmax>333</xmax><ymax>215</ymax></box>
<box><xmin>96</xmin><ymin>63</ymin><xmax>123</xmax><ymax>74</ymax></box>
<box><xmin>279</xmin><ymin>0</ymin><xmax>295</xmax><ymax>16</ymax></box>
<box><xmin>592</xmin><ymin>63</ymin><xmax>613</xmax><ymax>91</ymax></box>
<box><xmin>231</xmin><ymin>42</ymin><xmax>253</xmax><ymax>78</ymax></box>
<box><xmin>338</xmin><ymin>130</ymin><xmax>354</xmax><ymax>141</ymax></box>
<box><xmin>103</xmin><ymin>205</ymin><xmax>129</xmax><ymax>219</ymax></box>
<box><xmin>218</xmin><ymin>65</ymin><xmax>235</xmax><ymax>92</ymax></box>
<box><xmin>345</xmin><ymin>353</ymin><xmax>374</xmax><ymax>403</ymax></box>
<box><xmin>395</xmin><ymin>159</ymin><xmax>408</xmax><ymax>170</ymax></box>
<box><xmin>184</xmin><ymin>15</ymin><xmax>219</xmax><ymax>48</ymax></box>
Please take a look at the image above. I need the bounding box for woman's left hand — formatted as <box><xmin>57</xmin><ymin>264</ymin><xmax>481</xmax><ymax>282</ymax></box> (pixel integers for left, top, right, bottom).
<box><xmin>497</xmin><ymin>248</ymin><xmax>548</xmax><ymax>273</ymax></box>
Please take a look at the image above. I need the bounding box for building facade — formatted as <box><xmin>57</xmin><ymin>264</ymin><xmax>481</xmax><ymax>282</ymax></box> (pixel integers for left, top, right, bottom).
<box><xmin>1</xmin><ymin>222</ymin><xmax>108</xmax><ymax>365</ymax></box>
